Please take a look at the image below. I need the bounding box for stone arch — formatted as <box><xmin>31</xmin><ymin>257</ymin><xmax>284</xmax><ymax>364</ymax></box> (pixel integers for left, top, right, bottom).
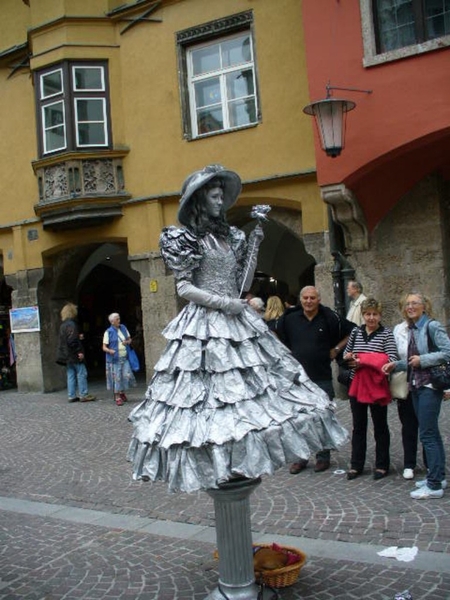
<box><xmin>230</xmin><ymin>206</ymin><xmax>316</xmax><ymax>300</ymax></box>
<box><xmin>37</xmin><ymin>241</ymin><xmax>142</xmax><ymax>391</ymax></box>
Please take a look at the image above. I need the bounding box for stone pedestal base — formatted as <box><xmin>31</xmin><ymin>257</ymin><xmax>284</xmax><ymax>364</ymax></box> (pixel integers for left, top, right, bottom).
<box><xmin>204</xmin><ymin>583</ymin><xmax>275</xmax><ymax>599</ymax></box>
<box><xmin>205</xmin><ymin>477</ymin><xmax>275</xmax><ymax>600</ymax></box>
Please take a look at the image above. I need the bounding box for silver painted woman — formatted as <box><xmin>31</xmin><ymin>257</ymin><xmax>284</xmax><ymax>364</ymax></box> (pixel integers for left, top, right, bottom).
<box><xmin>128</xmin><ymin>164</ymin><xmax>348</xmax><ymax>492</ymax></box>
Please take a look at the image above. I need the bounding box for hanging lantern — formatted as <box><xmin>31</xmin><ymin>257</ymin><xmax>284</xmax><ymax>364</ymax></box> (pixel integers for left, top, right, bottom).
<box><xmin>303</xmin><ymin>97</ymin><xmax>356</xmax><ymax>158</ymax></box>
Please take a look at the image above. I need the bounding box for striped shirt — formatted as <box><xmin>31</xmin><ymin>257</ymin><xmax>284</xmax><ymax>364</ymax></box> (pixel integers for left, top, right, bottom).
<box><xmin>345</xmin><ymin>325</ymin><xmax>398</xmax><ymax>362</ymax></box>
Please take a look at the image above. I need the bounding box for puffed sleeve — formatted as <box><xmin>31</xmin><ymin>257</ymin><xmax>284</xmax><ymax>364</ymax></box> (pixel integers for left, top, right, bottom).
<box><xmin>229</xmin><ymin>226</ymin><xmax>247</xmax><ymax>266</ymax></box>
<box><xmin>159</xmin><ymin>226</ymin><xmax>203</xmax><ymax>281</ymax></box>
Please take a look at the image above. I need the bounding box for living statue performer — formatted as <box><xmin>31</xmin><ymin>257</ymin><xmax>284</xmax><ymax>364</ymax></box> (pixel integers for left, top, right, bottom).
<box><xmin>127</xmin><ymin>164</ymin><xmax>348</xmax><ymax>598</ymax></box>
<box><xmin>127</xmin><ymin>164</ymin><xmax>348</xmax><ymax>493</ymax></box>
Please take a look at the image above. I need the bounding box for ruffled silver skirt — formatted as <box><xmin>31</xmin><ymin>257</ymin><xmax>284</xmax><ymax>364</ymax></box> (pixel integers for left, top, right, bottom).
<box><xmin>127</xmin><ymin>304</ymin><xmax>348</xmax><ymax>492</ymax></box>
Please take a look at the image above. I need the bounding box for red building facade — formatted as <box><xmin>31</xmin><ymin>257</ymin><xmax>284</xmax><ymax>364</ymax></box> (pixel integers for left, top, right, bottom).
<box><xmin>302</xmin><ymin>0</ymin><xmax>450</xmax><ymax>325</ymax></box>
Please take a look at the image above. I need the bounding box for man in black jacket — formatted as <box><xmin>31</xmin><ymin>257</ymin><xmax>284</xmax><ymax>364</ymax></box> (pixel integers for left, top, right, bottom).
<box><xmin>277</xmin><ymin>286</ymin><xmax>354</xmax><ymax>473</ymax></box>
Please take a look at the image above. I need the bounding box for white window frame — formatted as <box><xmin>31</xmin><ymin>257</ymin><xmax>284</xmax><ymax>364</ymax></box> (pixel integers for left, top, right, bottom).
<box><xmin>36</xmin><ymin>62</ymin><xmax>111</xmax><ymax>156</ymax></box>
<box><xmin>186</xmin><ymin>32</ymin><xmax>258</xmax><ymax>138</ymax></box>
<box><xmin>40</xmin><ymin>67</ymin><xmax>64</xmax><ymax>100</ymax></box>
<box><xmin>72</xmin><ymin>65</ymin><xmax>106</xmax><ymax>92</ymax></box>
<box><xmin>74</xmin><ymin>97</ymin><xmax>108</xmax><ymax>148</ymax></box>
<box><xmin>42</xmin><ymin>100</ymin><xmax>67</xmax><ymax>154</ymax></box>
<box><xmin>176</xmin><ymin>10</ymin><xmax>260</xmax><ymax>140</ymax></box>
<box><xmin>360</xmin><ymin>0</ymin><xmax>450</xmax><ymax>67</ymax></box>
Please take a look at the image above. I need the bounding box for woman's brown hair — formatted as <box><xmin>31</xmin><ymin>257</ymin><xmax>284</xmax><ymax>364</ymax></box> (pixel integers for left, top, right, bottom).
<box><xmin>361</xmin><ymin>297</ymin><xmax>382</xmax><ymax>314</ymax></box>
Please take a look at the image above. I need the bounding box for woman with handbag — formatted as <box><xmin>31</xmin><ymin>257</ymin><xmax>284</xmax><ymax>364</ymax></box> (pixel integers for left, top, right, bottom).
<box><xmin>392</xmin><ymin>295</ymin><xmax>420</xmax><ymax>481</ymax></box>
<box><xmin>383</xmin><ymin>292</ymin><xmax>450</xmax><ymax>499</ymax></box>
<box><xmin>343</xmin><ymin>298</ymin><xmax>398</xmax><ymax>481</ymax></box>
<box><xmin>102</xmin><ymin>312</ymin><xmax>137</xmax><ymax>406</ymax></box>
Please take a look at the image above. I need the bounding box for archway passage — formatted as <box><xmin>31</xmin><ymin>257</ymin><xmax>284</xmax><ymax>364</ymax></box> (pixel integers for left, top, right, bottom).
<box><xmin>39</xmin><ymin>242</ymin><xmax>144</xmax><ymax>391</ymax></box>
<box><xmin>231</xmin><ymin>207</ymin><xmax>316</xmax><ymax>303</ymax></box>
<box><xmin>78</xmin><ymin>262</ymin><xmax>143</xmax><ymax>378</ymax></box>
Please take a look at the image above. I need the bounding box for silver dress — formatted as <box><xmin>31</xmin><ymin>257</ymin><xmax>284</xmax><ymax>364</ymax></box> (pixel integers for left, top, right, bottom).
<box><xmin>128</xmin><ymin>226</ymin><xmax>348</xmax><ymax>492</ymax></box>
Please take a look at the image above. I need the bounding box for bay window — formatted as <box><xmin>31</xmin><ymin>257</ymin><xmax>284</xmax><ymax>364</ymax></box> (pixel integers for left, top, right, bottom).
<box><xmin>36</xmin><ymin>62</ymin><xmax>111</xmax><ymax>156</ymax></box>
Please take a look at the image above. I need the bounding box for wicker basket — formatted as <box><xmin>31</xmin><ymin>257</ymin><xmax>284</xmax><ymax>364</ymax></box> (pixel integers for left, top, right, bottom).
<box><xmin>213</xmin><ymin>543</ymin><xmax>306</xmax><ymax>589</ymax></box>
<box><xmin>253</xmin><ymin>543</ymin><xmax>307</xmax><ymax>588</ymax></box>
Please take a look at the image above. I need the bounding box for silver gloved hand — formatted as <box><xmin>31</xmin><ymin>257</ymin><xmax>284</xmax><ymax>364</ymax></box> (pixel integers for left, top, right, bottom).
<box><xmin>177</xmin><ymin>280</ymin><xmax>246</xmax><ymax>314</ymax></box>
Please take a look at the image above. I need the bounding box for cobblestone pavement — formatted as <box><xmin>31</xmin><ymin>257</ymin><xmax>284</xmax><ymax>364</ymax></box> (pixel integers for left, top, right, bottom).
<box><xmin>0</xmin><ymin>378</ymin><xmax>449</xmax><ymax>599</ymax></box>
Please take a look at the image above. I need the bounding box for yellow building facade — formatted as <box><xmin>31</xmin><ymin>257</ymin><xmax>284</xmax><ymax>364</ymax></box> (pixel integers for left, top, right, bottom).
<box><xmin>0</xmin><ymin>0</ymin><xmax>328</xmax><ymax>392</ymax></box>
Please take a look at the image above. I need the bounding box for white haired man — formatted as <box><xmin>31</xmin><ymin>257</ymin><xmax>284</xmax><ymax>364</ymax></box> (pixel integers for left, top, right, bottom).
<box><xmin>346</xmin><ymin>280</ymin><xmax>367</xmax><ymax>326</ymax></box>
<box><xmin>277</xmin><ymin>286</ymin><xmax>355</xmax><ymax>473</ymax></box>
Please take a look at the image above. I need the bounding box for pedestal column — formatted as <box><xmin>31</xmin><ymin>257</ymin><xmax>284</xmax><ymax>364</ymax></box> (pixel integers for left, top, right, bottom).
<box><xmin>205</xmin><ymin>477</ymin><xmax>273</xmax><ymax>600</ymax></box>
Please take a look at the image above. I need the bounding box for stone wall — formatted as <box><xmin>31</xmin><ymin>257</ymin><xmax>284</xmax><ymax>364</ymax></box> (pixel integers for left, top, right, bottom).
<box><xmin>303</xmin><ymin>230</ymin><xmax>335</xmax><ymax>306</ymax></box>
<box><xmin>344</xmin><ymin>174</ymin><xmax>449</xmax><ymax>330</ymax></box>
<box><xmin>6</xmin><ymin>268</ymin><xmax>46</xmax><ymax>392</ymax></box>
<box><xmin>130</xmin><ymin>252</ymin><xmax>178</xmax><ymax>377</ymax></box>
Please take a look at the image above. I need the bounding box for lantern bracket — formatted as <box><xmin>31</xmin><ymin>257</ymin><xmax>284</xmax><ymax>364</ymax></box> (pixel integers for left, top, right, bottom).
<box><xmin>325</xmin><ymin>81</ymin><xmax>373</xmax><ymax>98</ymax></box>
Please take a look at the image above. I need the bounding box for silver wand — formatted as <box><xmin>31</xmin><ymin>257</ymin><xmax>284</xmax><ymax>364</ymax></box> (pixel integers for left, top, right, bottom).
<box><xmin>239</xmin><ymin>204</ymin><xmax>271</xmax><ymax>297</ymax></box>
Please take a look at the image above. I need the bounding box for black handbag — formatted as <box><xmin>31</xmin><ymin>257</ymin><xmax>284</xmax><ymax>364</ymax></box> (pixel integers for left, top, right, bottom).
<box><xmin>337</xmin><ymin>364</ymin><xmax>351</xmax><ymax>387</ymax></box>
<box><xmin>337</xmin><ymin>327</ymin><xmax>358</xmax><ymax>388</ymax></box>
<box><xmin>429</xmin><ymin>363</ymin><xmax>450</xmax><ymax>390</ymax></box>
<box><xmin>427</xmin><ymin>322</ymin><xmax>450</xmax><ymax>390</ymax></box>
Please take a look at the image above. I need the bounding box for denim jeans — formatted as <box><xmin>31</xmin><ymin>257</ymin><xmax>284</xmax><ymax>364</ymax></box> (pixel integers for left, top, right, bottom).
<box><xmin>411</xmin><ymin>386</ymin><xmax>446</xmax><ymax>489</ymax></box>
<box><xmin>66</xmin><ymin>362</ymin><xmax>88</xmax><ymax>399</ymax></box>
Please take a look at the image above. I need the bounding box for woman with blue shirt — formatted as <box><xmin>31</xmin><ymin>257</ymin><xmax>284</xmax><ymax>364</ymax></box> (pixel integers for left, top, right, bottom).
<box><xmin>102</xmin><ymin>312</ymin><xmax>136</xmax><ymax>406</ymax></box>
<box><xmin>384</xmin><ymin>292</ymin><xmax>450</xmax><ymax>499</ymax></box>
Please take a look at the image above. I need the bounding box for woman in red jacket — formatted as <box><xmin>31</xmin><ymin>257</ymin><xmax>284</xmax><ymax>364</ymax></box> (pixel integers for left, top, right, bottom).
<box><xmin>343</xmin><ymin>298</ymin><xmax>398</xmax><ymax>481</ymax></box>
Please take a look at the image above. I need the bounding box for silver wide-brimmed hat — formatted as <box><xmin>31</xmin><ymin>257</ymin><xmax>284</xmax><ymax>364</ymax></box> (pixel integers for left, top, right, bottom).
<box><xmin>178</xmin><ymin>164</ymin><xmax>242</xmax><ymax>226</ymax></box>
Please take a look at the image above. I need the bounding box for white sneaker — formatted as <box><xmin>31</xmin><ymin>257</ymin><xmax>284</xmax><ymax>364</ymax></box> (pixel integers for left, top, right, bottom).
<box><xmin>415</xmin><ymin>478</ymin><xmax>447</xmax><ymax>489</ymax></box>
<box><xmin>410</xmin><ymin>485</ymin><xmax>444</xmax><ymax>499</ymax></box>
<box><xmin>402</xmin><ymin>468</ymin><xmax>414</xmax><ymax>480</ymax></box>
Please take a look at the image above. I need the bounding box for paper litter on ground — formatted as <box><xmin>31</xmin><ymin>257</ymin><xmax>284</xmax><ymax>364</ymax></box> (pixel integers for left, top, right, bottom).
<box><xmin>377</xmin><ymin>546</ymin><xmax>418</xmax><ymax>562</ymax></box>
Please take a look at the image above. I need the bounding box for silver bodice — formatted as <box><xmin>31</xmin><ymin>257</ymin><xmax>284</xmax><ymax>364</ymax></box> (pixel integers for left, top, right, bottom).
<box><xmin>193</xmin><ymin>234</ymin><xmax>239</xmax><ymax>298</ymax></box>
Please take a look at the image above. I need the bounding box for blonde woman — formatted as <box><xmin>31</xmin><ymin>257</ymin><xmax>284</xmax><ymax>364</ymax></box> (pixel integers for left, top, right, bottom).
<box><xmin>384</xmin><ymin>292</ymin><xmax>450</xmax><ymax>499</ymax></box>
<box><xmin>392</xmin><ymin>295</ymin><xmax>420</xmax><ymax>480</ymax></box>
<box><xmin>264</xmin><ymin>295</ymin><xmax>285</xmax><ymax>332</ymax></box>
<box><xmin>56</xmin><ymin>303</ymin><xmax>96</xmax><ymax>403</ymax></box>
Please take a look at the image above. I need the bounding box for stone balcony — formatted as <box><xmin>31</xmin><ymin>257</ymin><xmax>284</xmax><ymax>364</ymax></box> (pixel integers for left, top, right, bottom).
<box><xmin>32</xmin><ymin>149</ymin><xmax>130</xmax><ymax>230</ymax></box>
